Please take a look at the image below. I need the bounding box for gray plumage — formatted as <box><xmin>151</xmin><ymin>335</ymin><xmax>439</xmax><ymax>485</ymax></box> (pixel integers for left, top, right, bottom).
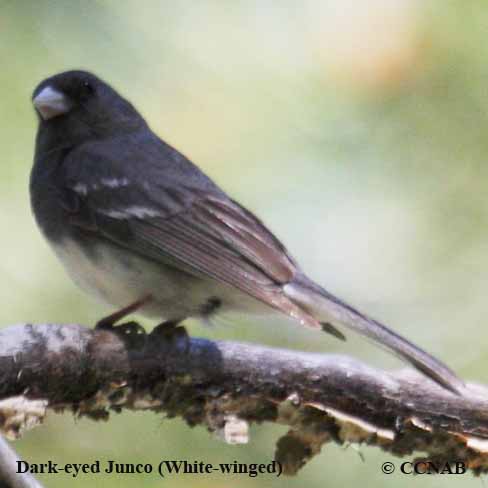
<box><xmin>30</xmin><ymin>70</ymin><xmax>465</xmax><ymax>395</ymax></box>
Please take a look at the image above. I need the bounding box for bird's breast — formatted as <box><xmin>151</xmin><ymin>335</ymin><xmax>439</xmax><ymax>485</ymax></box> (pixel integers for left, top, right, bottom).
<box><xmin>50</xmin><ymin>237</ymin><xmax>183</xmax><ymax>311</ymax></box>
<box><xmin>49</xmin><ymin>235</ymin><xmax>275</xmax><ymax>322</ymax></box>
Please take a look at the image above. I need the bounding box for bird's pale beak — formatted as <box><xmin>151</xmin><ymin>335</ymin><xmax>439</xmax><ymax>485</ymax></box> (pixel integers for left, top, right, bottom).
<box><xmin>33</xmin><ymin>86</ymin><xmax>72</xmax><ymax>120</ymax></box>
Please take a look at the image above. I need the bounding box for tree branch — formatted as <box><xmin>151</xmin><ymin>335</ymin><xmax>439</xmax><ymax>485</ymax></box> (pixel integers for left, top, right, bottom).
<box><xmin>1</xmin><ymin>323</ymin><xmax>488</xmax><ymax>476</ymax></box>
<box><xmin>0</xmin><ymin>435</ymin><xmax>44</xmax><ymax>488</ymax></box>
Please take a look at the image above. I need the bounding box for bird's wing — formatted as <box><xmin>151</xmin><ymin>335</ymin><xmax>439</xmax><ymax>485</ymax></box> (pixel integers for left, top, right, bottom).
<box><xmin>60</xmin><ymin>146</ymin><xmax>322</xmax><ymax>327</ymax></box>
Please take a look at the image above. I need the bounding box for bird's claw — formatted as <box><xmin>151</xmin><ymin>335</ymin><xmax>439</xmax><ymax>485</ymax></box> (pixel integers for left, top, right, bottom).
<box><xmin>95</xmin><ymin>318</ymin><xmax>146</xmax><ymax>335</ymax></box>
<box><xmin>150</xmin><ymin>322</ymin><xmax>190</xmax><ymax>354</ymax></box>
<box><xmin>114</xmin><ymin>321</ymin><xmax>146</xmax><ymax>336</ymax></box>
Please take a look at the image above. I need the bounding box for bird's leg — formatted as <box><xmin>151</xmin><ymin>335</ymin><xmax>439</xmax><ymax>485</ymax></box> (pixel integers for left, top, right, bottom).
<box><xmin>150</xmin><ymin>319</ymin><xmax>189</xmax><ymax>354</ymax></box>
<box><xmin>95</xmin><ymin>294</ymin><xmax>152</xmax><ymax>333</ymax></box>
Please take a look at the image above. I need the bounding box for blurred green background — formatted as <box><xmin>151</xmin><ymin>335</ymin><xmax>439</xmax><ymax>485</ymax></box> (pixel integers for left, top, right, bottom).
<box><xmin>2</xmin><ymin>0</ymin><xmax>488</xmax><ymax>486</ymax></box>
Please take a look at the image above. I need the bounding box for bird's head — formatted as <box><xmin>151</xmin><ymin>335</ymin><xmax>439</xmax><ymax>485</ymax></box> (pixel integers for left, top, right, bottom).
<box><xmin>32</xmin><ymin>70</ymin><xmax>145</xmax><ymax>144</ymax></box>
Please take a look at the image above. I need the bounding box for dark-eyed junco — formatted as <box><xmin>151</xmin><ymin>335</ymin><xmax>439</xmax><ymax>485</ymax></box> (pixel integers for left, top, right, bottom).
<box><xmin>30</xmin><ymin>70</ymin><xmax>464</xmax><ymax>394</ymax></box>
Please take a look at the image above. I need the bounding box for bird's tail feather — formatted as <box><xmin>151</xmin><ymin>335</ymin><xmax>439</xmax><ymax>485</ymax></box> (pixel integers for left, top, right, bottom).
<box><xmin>284</xmin><ymin>281</ymin><xmax>465</xmax><ymax>395</ymax></box>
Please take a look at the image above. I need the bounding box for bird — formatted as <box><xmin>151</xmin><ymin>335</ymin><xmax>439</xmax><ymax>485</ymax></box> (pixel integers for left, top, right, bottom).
<box><xmin>30</xmin><ymin>70</ymin><xmax>464</xmax><ymax>395</ymax></box>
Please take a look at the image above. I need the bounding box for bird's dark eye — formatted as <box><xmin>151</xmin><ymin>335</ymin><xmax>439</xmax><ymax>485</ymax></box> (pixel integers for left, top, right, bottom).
<box><xmin>82</xmin><ymin>81</ymin><xmax>95</xmax><ymax>96</ymax></box>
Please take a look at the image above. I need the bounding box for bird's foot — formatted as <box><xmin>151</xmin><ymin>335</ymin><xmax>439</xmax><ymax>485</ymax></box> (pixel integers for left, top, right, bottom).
<box><xmin>96</xmin><ymin>317</ymin><xmax>145</xmax><ymax>335</ymax></box>
<box><xmin>111</xmin><ymin>321</ymin><xmax>146</xmax><ymax>336</ymax></box>
<box><xmin>95</xmin><ymin>319</ymin><xmax>146</xmax><ymax>336</ymax></box>
<box><xmin>150</xmin><ymin>320</ymin><xmax>189</xmax><ymax>354</ymax></box>
<box><xmin>96</xmin><ymin>320</ymin><xmax>147</xmax><ymax>350</ymax></box>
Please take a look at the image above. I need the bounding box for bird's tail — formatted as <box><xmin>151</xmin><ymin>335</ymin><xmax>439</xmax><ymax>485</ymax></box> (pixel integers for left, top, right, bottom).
<box><xmin>283</xmin><ymin>281</ymin><xmax>465</xmax><ymax>395</ymax></box>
